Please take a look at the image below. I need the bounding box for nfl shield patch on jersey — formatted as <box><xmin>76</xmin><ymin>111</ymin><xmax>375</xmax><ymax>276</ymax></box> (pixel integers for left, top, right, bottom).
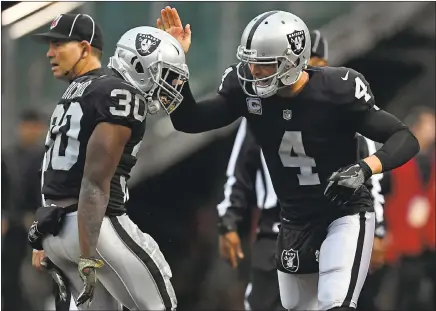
<box><xmin>281</xmin><ymin>248</ymin><xmax>299</xmax><ymax>272</ymax></box>
<box><xmin>283</xmin><ymin>109</ymin><xmax>292</xmax><ymax>120</ymax></box>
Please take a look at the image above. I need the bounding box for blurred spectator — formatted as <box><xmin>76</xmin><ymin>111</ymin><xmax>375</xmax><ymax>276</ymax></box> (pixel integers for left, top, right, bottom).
<box><xmin>2</xmin><ymin>108</ymin><xmax>48</xmax><ymax>225</ymax></box>
<box><xmin>383</xmin><ymin>106</ymin><xmax>435</xmax><ymax>311</ymax></box>
<box><xmin>1</xmin><ymin>108</ymin><xmax>50</xmax><ymax>311</ymax></box>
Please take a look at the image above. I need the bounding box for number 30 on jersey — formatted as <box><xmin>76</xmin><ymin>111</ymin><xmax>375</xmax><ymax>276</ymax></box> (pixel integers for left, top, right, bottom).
<box><xmin>44</xmin><ymin>102</ymin><xmax>83</xmax><ymax>171</ymax></box>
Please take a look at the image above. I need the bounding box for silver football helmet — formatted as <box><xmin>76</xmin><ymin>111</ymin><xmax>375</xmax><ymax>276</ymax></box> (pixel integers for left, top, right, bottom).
<box><xmin>236</xmin><ymin>11</ymin><xmax>311</xmax><ymax>98</ymax></box>
<box><xmin>108</xmin><ymin>26</ymin><xmax>189</xmax><ymax>114</ymax></box>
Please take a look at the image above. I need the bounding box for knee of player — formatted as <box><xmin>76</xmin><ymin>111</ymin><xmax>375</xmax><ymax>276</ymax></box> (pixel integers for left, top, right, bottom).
<box><xmin>280</xmin><ymin>294</ymin><xmax>300</xmax><ymax>310</ymax></box>
<box><xmin>278</xmin><ymin>271</ymin><xmax>301</xmax><ymax>309</ymax></box>
<box><xmin>318</xmin><ymin>290</ymin><xmax>342</xmax><ymax>311</ymax></box>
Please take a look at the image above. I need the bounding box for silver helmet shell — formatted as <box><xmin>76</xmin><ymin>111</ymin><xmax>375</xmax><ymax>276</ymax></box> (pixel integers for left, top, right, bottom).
<box><xmin>236</xmin><ymin>11</ymin><xmax>311</xmax><ymax>98</ymax></box>
<box><xmin>108</xmin><ymin>26</ymin><xmax>189</xmax><ymax>114</ymax></box>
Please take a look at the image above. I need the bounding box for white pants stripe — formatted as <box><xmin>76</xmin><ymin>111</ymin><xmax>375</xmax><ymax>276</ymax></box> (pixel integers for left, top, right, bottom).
<box><xmin>42</xmin><ymin>212</ymin><xmax>177</xmax><ymax>310</ymax></box>
<box><xmin>278</xmin><ymin>212</ymin><xmax>375</xmax><ymax>310</ymax></box>
<box><xmin>244</xmin><ymin>282</ymin><xmax>252</xmax><ymax>310</ymax></box>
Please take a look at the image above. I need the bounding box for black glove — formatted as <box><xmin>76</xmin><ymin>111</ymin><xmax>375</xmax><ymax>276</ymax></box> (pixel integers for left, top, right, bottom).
<box><xmin>324</xmin><ymin>160</ymin><xmax>372</xmax><ymax>206</ymax></box>
<box><xmin>28</xmin><ymin>221</ymin><xmax>44</xmax><ymax>250</ymax></box>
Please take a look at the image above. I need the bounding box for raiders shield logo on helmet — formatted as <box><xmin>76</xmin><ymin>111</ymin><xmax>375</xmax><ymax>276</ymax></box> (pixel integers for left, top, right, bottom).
<box><xmin>287</xmin><ymin>30</ymin><xmax>306</xmax><ymax>56</ymax></box>
<box><xmin>281</xmin><ymin>248</ymin><xmax>299</xmax><ymax>272</ymax></box>
<box><xmin>135</xmin><ymin>33</ymin><xmax>161</xmax><ymax>57</ymax></box>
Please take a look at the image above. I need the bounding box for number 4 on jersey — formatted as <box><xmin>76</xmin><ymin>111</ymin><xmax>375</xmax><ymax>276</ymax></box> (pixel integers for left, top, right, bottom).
<box><xmin>279</xmin><ymin>131</ymin><xmax>320</xmax><ymax>186</ymax></box>
<box><xmin>354</xmin><ymin>76</ymin><xmax>371</xmax><ymax>102</ymax></box>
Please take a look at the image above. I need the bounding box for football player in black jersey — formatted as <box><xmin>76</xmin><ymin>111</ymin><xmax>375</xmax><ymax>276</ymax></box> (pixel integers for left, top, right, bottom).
<box><xmin>216</xmin><ymin>30</ymin><xmax>389</xmax><ymax>311</ymax></box>
<box><xmin>158</xmin><ymin>7</ymin><xmax>419</xmax><ymax>311</ymax></box>
<box><xmin>29</xmin><ymin>13</ymin><xmax>188</xmax><ymax>309</ymax></box>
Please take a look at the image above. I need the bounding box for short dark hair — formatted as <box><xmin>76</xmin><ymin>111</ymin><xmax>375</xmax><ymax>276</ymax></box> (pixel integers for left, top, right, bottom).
<box><xmin>404</xmin><ymin>106</ymin><xmax>435</xmax><ymax>128</ymax></box>
<box><xmin>19</xmin><ymin>108</ymin><xmax>45</xmax><ymax>123</ymax></box>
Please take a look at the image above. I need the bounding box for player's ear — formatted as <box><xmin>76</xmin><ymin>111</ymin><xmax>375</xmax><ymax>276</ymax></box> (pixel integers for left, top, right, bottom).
<box><xmin>80</xmin><ymin>41</ymin><xmax>91</xmax><ymax>58</ymax></box>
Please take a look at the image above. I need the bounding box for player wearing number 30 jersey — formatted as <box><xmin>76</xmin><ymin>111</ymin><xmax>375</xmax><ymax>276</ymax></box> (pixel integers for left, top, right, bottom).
<box><xmin>32</xmin><ymin>13</ymin><xmax>188</xmax><ymax>310</ymax></box>
<box><xmin>158</xmin><ymin>7</ymin><xmax>419</xmax><ymax>311</ymax></box>
<box><xmin>41</xmin><ymin>75</ymin><xmax>147</xmax><ymax>215</ymax></box>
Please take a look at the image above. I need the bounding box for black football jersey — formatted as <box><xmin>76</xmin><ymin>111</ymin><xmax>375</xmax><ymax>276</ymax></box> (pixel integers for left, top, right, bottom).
<box><xmin>218</xmin><ymin>119</ymin><xmax>388</xmax><ymax>236</ymax></box>
<box><xmin>41</xmin><ymin>69</ymin><xmax>147</xmax><ymax>215</ymax></box>
<box><xmin>218</xmin><ymin>65</ymin><xmax>377</xmax><ymax>227</ymax></box>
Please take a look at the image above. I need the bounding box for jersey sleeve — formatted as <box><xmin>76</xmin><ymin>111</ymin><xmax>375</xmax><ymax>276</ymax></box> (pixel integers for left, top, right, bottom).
<box><xmin>92</xmin><ymin>80</ymin><xmax>147</xmax><ymax>129</ymax></box>
<box><xmin>169</xmin><ymin>65</ymin><xmax>245</xmax><ymax>133</ymax></box>
<box><xmin>217</xmin><ymin>64</ymin><xmax>243</xmax><ymax>98</ymax></box>
<box><xmin>335</xmin><ymin>68</ymin><xmax>419</xmax><ymax>171</ymax></box>
<box><xmin>217</xmin><ymin>118</ymin><xmax>261</xmax><ymax>232</ymax></box>
<box><xmin>340</xmin><ymin>68</ymin><xmax>376</xmax><ymax>114</ymax></box>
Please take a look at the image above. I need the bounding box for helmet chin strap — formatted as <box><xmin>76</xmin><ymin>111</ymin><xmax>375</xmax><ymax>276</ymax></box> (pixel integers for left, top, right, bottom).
<box><xmin>64</xmin><ymin>48</ymin><xmax>86</xmax><ymax>81</ymax></box>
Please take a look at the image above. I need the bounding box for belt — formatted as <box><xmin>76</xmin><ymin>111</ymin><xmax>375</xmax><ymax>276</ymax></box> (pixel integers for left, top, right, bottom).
<box><xmin>62</xmin><ymin>204</ymin><xmax>78</xmax><ymax>214</ymax></box>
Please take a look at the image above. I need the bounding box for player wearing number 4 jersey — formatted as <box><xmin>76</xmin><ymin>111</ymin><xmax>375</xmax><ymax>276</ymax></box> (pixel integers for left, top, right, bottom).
<box><xmin>217</xmin><ymin>30</ymin><xmax>389</xmax><ymax>311</ymax></box>
<box><xmin>158</xmin><ymin>7</ymin><xmax>419</xmax><ymax>311</ymax></box>
<box><xmin>30</xmin><ymin>13</ymin><xmax>188</xmax><ymax>310</ymax></box>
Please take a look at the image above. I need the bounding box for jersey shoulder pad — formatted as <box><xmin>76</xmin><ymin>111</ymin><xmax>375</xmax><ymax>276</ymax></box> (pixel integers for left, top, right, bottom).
<box><xmin>217</xmin><ymin>63</ymin><xmax>243</xmax><ymax>97</ymax></box>
<box><xmin>90</xmin><ymin>75</ymin><xmax>140</xmax><ymax>97</ymax></box>
<box><xmin>88</xmin><ymin>75</ymin><xmax>147</xmax><ymax>127</ymax></box>
<box><xmin>319</xmin><ymin>66</ymin><xmax>373</xmax><ymax>104</ymax></box>
<box><xmin>321</xmin><ymin>67</ymin><xmax>368</xmax><ymax>103</ymax></box>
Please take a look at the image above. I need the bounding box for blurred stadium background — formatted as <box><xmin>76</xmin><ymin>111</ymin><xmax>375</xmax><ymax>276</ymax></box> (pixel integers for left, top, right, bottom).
<box><xmin>1</xmin><ymin>1</ymin><xmax>435</xmax><ymax>311</ymax></box>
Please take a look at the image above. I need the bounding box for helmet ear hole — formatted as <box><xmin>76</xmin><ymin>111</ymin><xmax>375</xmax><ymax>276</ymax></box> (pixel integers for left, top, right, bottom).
<box><xmin>135</xmin><ymin>62</ymin><xmax>144</xmax><ymax>73</ymax></box>
<box><xmin>294</xmin><ymin>58</ymin><xmax>300</xmax><ymax>67</ymax></box>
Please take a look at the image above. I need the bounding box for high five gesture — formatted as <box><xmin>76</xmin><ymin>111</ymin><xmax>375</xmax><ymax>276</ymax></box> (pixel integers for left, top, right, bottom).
<box><xmin>157</xmin><ymin>6</ymin><xmax>191</xmax><ymax>54</ymax></box>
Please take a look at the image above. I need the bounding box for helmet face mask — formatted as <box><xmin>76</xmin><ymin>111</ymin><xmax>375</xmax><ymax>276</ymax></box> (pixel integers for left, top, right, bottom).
<box><xmin>151</xmin><ymin>61</ymin><xmax>189</xmax><ymax>114</ymax></box>
<box><xmin>236</xmin><ymin>11</ymin><xmax>311</xmax><ymax>98</ymax></box>
<box><xmin>236</xmin><ymin>46</ymin><xmax>303</xmax><ymax>98</ymax></box>
<box><xmin>108</xmin><ymin>26</ymin><xmax>189</xmax><ymax>115</ymax></box>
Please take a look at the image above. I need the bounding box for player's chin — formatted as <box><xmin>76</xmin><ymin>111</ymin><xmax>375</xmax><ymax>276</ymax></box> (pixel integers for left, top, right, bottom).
<box><xmin>51</xmin><ymin>67</ymin><xmax>64</xmax><ymax>79</ymax></box>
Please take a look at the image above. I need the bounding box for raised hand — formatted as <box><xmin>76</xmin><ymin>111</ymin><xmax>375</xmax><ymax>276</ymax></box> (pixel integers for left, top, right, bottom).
<box><xmin>157</xmin><ymin>6</ymin><xmax>191</xmax><ymax>54</ymax></box>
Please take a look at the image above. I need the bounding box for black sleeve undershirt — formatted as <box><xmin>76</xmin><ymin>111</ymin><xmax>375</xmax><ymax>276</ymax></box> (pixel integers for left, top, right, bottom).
<box><xmin>356</xmin><ymin>108</ymin><xmax>420</xmax><ymax>172</ymax></box>
<box><xmin>170</xmin><ymin>82</ymin><xmax>243</xmax><ymax>133</ymax></box>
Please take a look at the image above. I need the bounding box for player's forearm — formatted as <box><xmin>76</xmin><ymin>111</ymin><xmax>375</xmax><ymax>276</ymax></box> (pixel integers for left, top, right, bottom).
<box><xmin>362</xmin><ymin>155</ymin><xmax>383</xmax><ymax>174</ymax></box>
<box><xmin>372</xmin><ymin>128</ymin><xmax>419</xmax><ymax>172</ymax></box>
<box><xmin>358</xmin><ymin>109</ymin><xmax>420</xmax><ymax>172</ymax></box>
<box><xmin>77</xmin><ymin>177</ymin><xmax>109</xmax><ymax>258</ymax></box>
<box><xmin>170</xmin><ymin>83</ymin><xmax>240</xmax><ymax>133</ymax></box>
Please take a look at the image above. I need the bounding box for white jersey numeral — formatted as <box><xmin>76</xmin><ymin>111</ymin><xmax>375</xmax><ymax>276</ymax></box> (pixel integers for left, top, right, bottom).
<box><xmin>278</xmin><ymin>131</ymin><xmax>320</xmax><ymax>186</ymax></box>
<box><xmin>218</xmin><ymin>66</ymin><xmax>234</xmax><ymax>92</ymax></box>
<box><xmin>354</xmin><ymin>76</ymin><xmax>371</xmax><ymax>102</ymax></box>
<box><xmin>44</xmin><ymin>102</ymin><xmax>83</xmax><ymax>171</ymax></box>
<box><xmin>110</xmin><ymin>89</ymin><xmax>147</xmax><ymax>122</ymax></box>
